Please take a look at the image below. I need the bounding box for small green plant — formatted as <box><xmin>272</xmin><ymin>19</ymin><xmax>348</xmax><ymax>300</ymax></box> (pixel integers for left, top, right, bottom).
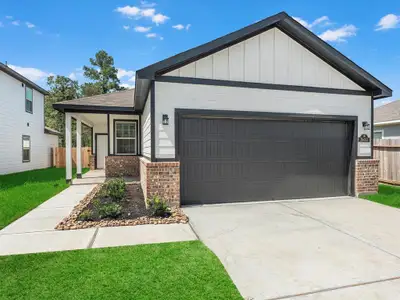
<box><xmin>92</xmin><ymin>198</ymin><xmax>102</xmax><ymax>209</ymax></box>
<box><xmin>147</xmin><ymin>196</ymin><xmax>171</xmax><ymax>217</ymax></box>
<box><xmin>79</xmin><ymin>209</ymin><xmax>94</xmax><ymax>221</ymax></box>
<box><xmin>106</xmin><ymin>178</ymin><xmax>126</xmax><ymax>201</ymax></box>
<box><xmin>99</xmin><ymin>203</ymin><xmax>122</xmax><ymax>219</ymax></box>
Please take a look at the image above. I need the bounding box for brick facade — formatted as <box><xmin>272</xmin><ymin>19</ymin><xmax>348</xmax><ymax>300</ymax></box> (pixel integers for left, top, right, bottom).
<box><xmin>355</xmin><ymin>159</ymin><xmax>379</xmax><ymax>195</ymax></box>
<box><xmin>139</xmin><ymin>157</ymin><xmax>180</xmax><ymax>206</ymax></box>
<box><xmin>105</xmin><ymin>156</ymin><xmax>140</xmax><ymax>178</ymax></box>
<box><xmin>89</xmin><ymin>155</ymin><xmax>95</xmax><ymax>170</ymax></box>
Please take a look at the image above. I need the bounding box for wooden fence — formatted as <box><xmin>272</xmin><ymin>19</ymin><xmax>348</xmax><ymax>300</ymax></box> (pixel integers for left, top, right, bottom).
<box><xmin>53</xmin><ymin>147</ymin><xmax>92</xmax><ymax>168</ymax></box>
<box><xmin>373</xmin><ymin>139</ymin><xmax>400</xmax><ymax>185</ymax></box>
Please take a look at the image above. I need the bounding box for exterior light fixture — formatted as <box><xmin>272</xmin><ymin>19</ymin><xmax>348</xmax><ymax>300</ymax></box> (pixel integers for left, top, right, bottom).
<box><xmin>362</xmin><ymin>121</ymin><xmax>370</xmax><ymax>131</ymax></box>
<box><xmin>162</xmin><ymin>114</ymin><xmax>169</xmax><ymax>125</ymax></box>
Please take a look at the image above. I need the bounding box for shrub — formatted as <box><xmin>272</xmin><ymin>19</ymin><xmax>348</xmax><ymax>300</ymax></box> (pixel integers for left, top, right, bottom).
<box><xmin>79</xmin><ymin>209</ymin><xmax>94</xmax><ymax>221</ymax></box>
<box><xmin>106</xmin><ymin>178</ymin><xmax>126</xmax><ymax>202</ymax></box>
<box><xmin>99</xmin><ymin>203</ymin><xmax>122</xmax><ymax>219</ymax></box>
<box><xmin>147</xmin><ymin>196</ymin><xmax>171</xmax><ymax>217</ymax></box>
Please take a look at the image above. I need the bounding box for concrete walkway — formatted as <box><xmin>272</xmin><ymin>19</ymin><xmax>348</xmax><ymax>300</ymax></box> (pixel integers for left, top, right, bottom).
<box><xmin>0</xmin><ymin>170</ymin><xmax>196</xmax><ymax>256</ymax></box>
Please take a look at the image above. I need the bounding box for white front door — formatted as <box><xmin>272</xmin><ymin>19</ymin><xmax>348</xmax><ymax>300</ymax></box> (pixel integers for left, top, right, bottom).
<box><xmin>96</xmin><ymin>135</ymin><xmax>107</xmax><ymax>169</ymax></box>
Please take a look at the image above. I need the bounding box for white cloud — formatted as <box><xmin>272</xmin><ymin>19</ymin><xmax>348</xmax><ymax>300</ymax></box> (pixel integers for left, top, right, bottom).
<box><xmin>11</xmin><ymin>20</ymin><xmax>20</xmax><ymax>26</ymax></box>
<box><xmin>123</xmin><ymin>25</ymin><xmax>130</xmax><ymax>30</ymax></box>
<box><xmin>115</xmin><ymin>6</ymin><xmax>141</xmax><ymax>17</ymax></box>
<box><xmin>293</xmin><ymin>16</ymin><xmax>330</xmax><ymax>29</ymax></box>
<box><xmin>159</xmin><ymin>36</ymin><xmax>164</xmax><ymax>40</ymax></box>
<box><xmin>186</xmin><ymin>24</ymin><xmax>191</xmax><ymax>31</ymax></box>
<box><xmin>140</xmin><ymin>1</ymin><xmax>156</xmax><ymax>8</ymax></box>
<box><xmin>121</xmin><ymin>83</ymin><xmax>135</xmax><ymax>89</ymax></box>
<box><xmin>128</xmin><ymin>74</ymin><xmax>136</xmax><ymax>82</ymax></box>
<box><xmin>141</xmin><ymin>8</ymin><xmax>155</xmax><ymax>17</ymax></box>
<box><xmin>9</xmin><ymin>64</ymin><xmax>52</xmax><ymax>82</ymax></box>
<box><xmin>375</xmin><ymin>14</ymin><xmax>400</xmax><ymax>31</ymax></box>
<box><xmin>5</xmin><ymin>16</ymin><xmax>13</xmax><ymax>19</ymax></box>
<box><xmin>117</xmin><ymin>68</ymin><xmax>135</xmax><ymax>79</ymax></box>
<box><xmin>134</xmin><ymin>26</ymin><xmax>151</xmax><ymax>32</ymax></box>
<box><xmin>25</xmin><ymin>22</ymin><xmax>35</xmax><ymax>28</ymax></box>
<box><xmin>319</xmin><ymin>24</ymin><xmax>357</xmax><ymax>42</ymax></box>
<box><xmin>68</xmin><ymin>73</ymin><xmax>77</xmax><ymax>80</ymax></box>
<box><xmin>152</xmin><ymin>13</ymin><xmax>169</xmax><ymax>25</ymax></box>
<box><xmin>146</xmin><ymin>33</ymin><xmax>157</xmax><ymax>38</ymax></box>
<box><xmin>173</xmin><ymin>24</ymin><xmax>185</xmax><ymax>30</ymax></box>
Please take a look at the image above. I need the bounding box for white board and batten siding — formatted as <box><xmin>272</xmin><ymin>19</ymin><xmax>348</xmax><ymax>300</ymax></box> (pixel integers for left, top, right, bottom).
<box><xmin>141</xmin><ymin>92</ymin><xmax>152</xmax><ymax>158</ymax></box>
<box><xmin>0</xmin><ymin>70</ymin><xmax>58</xmax><ymax>175</ymax></box>
<box><xmin>154</xmin><ymin>28</ymin><xmax>371</xmax><ymax>159</ymax></box>
<box><xmin>165</xmin><ymin>28</ymin><xmax>364</xmax><ymax>91</ymax></box>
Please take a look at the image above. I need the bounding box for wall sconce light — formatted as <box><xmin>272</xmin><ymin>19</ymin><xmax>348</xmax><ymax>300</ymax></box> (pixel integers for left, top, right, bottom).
<box><xmin>362</xmin><ymin>121</ymin><xmax>370</xmax><ymax>131</ymax></box>
<box><xmin>162</xmin><ymin>114</ymin><xmax>169</xmax><ymax>125</ymax></box>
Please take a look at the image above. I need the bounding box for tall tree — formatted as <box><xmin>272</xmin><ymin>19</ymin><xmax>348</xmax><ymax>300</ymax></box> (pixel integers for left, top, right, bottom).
<box><xmin>82</xmin><ymin>50</ymin><xmax>122</xmax><ymax>95</ymax></box>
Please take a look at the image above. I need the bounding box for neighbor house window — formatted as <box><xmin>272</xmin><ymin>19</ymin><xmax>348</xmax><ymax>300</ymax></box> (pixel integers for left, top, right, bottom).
<box><xmin>25</xmin><ymin>86</ymin><xmax>33</xmax><ymax>113</ymax></box>
<box><xmin>115</xmin><ymin>121</ymin><xmax>136</xmax><ymax>155</ymax></box>
<box><xmin>373</xmin><ymin>131</ymin><xmax>383</xmax><ymax>139</ymax></box>
<box><xmin>22</xmin><ymin>135</ymin><xmax>31</xmax><ymax>162</ymax></box>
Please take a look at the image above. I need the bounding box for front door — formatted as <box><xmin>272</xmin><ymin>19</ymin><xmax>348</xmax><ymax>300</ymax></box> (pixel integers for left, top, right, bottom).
<box><xmin>96</xmin><ymin>135</ymin><xmax>108</xmax><ymax>169</ymax></box>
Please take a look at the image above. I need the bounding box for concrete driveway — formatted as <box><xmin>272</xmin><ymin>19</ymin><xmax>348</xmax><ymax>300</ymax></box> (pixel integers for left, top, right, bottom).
<box><xmin>184</xmin><ymin>197</ymin><xmax>400</xmax><ymax>300</ymax></box>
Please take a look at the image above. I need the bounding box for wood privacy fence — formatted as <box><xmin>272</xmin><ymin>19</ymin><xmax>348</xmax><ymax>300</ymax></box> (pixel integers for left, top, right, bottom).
<box><xmin>53</xmin><ymin>147</ymin><xmax>92</xmax><ymax>168</ymax></box>
<box><xmin>373</xmin><ymin>139</ymin><xmax>400</xmax><ymax>185</ymax></box>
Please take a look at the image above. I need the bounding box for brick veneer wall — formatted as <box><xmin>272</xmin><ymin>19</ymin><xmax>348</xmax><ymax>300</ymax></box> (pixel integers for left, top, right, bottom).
<box><xmin>355</xmin><ymin>159</ymin><xmax>379</xmax><ymax>195</ymax></box>
<box><xmin>89</xmin><ymin>155</ymin><xmax>95</xmax><ymax>170</ymax></box>
<box><xmin>139</xmin><ymin>157</ymin><xmax>180</xmax><ymax>206</ymax></box>
<box><xmin>105</xmin><ymin>156</ymin><xmax>140</xmax><ymax>177</ymax></box>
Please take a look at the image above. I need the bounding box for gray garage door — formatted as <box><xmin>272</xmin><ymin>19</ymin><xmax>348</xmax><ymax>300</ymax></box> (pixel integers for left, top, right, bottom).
<box><xmin>179</xmin><ymin>116</ymin><xmax>353</xmax><ymax>205</ymax></box>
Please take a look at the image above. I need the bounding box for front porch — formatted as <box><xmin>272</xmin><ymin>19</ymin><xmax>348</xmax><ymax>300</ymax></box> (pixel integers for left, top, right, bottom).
<box><xmin>63</xmin><ymin>111</ymin><xmax>141</xmax><ymax>182</ymax></box>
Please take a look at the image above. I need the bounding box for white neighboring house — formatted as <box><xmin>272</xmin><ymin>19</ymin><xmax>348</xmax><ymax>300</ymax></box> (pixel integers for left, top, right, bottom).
<box><xmin>0</xmin><ymin>62</ymin><xmax>60</xmax><ymax>175</ymax></box>
<box><xmin>374</xmin><ymin>100</ymin><xmax>400</xmax><ymax>139</ymax></box>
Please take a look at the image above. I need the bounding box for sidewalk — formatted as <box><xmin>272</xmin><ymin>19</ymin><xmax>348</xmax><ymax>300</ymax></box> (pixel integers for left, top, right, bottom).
<box><xmin>0</xmin><ymin>170</ymin><xmax>196</xmax><ymax>256</ymax></box>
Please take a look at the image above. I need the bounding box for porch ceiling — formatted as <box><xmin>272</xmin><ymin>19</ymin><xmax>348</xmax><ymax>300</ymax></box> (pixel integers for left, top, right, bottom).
<box><xmin>72</xmin><ymin>113</ymin><xmax>107</xmax><ymax>127</ymax></box>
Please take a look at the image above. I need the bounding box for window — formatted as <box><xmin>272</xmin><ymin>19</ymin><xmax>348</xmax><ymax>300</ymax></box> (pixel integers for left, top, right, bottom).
<box><xmin>25</xmin><ymin>86</ymin><xmax>33</xmax><ymax>113</ymax></box>
<box><xmin>115</xmin><ymin>121</ymin><xmax>137</xmax><ymax>155</ymax></box>
<box><xmin>374</xmin><ymin>131</ymin><xmax>383</xmax><ymax>139</ymax></box>
<box><xmin>22</xmin><ymin>135</ymin><xmax>31</xmax><ymax>163</ymax></box>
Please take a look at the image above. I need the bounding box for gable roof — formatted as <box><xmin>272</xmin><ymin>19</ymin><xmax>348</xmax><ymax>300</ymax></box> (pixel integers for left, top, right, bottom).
<box><xmin>0</xmin><ymin>62</ymin><xmax>49</xmax><ymax>95</ymax></box>
<box><xmin>53</xmin><ymin>89</ymin><xmax>135</xmax><ymax>113</ymax></box>
<box><xmin>375</xmin><ymin>100</ymin><xmax>400</xmax><ymax>124</ymax></box>
<box><xmin>134</xmin><ymin>11</ymin><xmax>392</xmax><ymax>111</ymax></box>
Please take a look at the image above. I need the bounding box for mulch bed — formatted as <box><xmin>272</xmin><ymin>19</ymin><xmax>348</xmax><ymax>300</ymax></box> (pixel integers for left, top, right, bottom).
<box><xmin>56</xmin><ymin>183</ymin><xmax>188</xmax><ymax>230</ymax></box>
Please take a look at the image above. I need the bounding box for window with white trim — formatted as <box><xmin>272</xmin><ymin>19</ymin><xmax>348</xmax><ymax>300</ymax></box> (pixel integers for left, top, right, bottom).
<box><xmin>115</xmin><ymin>121</ymin><xmax>136</xmax><ymax>155</ymax></box>
<box><xmin>22</xmin><ymin>135</ymin><xmax>31</xmax><ymax>162</ymax></box>
<box><xmin>25</xmin><ymin>87</ymin><xmax>33</xmax><ymax>113</ymax></box>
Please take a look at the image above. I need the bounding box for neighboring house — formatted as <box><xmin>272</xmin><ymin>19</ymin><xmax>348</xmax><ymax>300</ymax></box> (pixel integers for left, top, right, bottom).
<box><xmin>53</xmin><ymin>12</ymin><xmax>391</xmax><ymax>205</ymax></box>
<box><xmin>374</xmin><ymin>100</ymin><xmax>400</xmax><ymax>139</ymax></box>
<box><xmin>0</xmin><ymin>63</ymin><xmax>60</xmax><ymax>175</ymax></box>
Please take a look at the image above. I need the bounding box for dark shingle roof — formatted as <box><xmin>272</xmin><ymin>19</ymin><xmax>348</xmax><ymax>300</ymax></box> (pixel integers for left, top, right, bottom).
<box><xmin>53</xmin><ymin>89</ymin><xmax>135</xmax><ymax>113</ymax></box>
<box><xmin>0</xmin><ymin>62</ymin><xmax>49</xmax><ymax>95</ymax></box>
<box><xmin>375</xmin><ymin>100</ymin><xmax>400</xmax><ymax>123</ymax></box>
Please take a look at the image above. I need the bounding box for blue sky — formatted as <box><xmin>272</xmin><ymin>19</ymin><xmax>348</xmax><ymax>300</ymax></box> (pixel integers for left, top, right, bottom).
<box><xmin>0</xmin><ymin>0</ymin><xmax>399</xmax><ymax>106</ymax></box>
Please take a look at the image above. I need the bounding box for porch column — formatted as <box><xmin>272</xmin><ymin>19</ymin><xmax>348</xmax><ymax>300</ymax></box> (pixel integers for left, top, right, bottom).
<box><xmin>76</xmin><ymin>118</ymin><xmax>82</xmax><ymax>178</ymax></box>
<box><xmin>65</xmin><ymin>113</ymin><xmax>72</xmax><ymax>183</ymax></box>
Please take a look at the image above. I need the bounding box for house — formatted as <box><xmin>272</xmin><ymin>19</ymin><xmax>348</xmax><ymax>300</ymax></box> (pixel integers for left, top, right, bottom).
<box><xmin>0</xmin><ymin>63</ymin><xmax>60</xmax><ymax>175</ymax></box>
<box><xmin>53</xmin><ymin>12</ymin><xmax>391</xmax><ymax>206</ymax></box>
<box><xmin>374</xmin><ymin>100</ymin><xmax>400</xmax><ymax>139</ymax></box>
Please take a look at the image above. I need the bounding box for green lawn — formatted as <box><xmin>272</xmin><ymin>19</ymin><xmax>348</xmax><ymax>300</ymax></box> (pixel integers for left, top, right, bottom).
<box><xmin>0</xmin><ymin>167</ymin><xmax>89</xmax><ymax>229</ymax></box>
<box><xmin>361</xmin><ymin>184</ymin><xmax>400</xmax><ymax>208</ymax></box>
<box><xmin>0</xmin><ymin>241</ymin><xmax>241</xmax><ymax>300</ymax></box>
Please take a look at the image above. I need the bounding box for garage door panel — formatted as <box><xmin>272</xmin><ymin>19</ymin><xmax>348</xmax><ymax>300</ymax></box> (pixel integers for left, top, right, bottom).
<box><xmin>180</xmin><ymin>116</ymin><xmax>352</xmax><ymax>205</ymax></box>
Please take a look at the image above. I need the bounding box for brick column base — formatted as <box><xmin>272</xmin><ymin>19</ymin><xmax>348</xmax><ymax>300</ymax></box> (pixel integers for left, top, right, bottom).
<box><xmin>89</xmin><ymin>155</ymin><xmax>95</xmax><ymax>170</ymax></box>
<box><xmin>355</xmin><ymin>159</ymin><xmax>379</xmax><ymax>195</ymax></box>
<box><xmin>140</xmin><ymin>157</ymin><xmax>180</xmax><ymax>207</ymax></box>
<box><xmin>105</xmin><ymin>156</ymin><xmax>140</xmax><ymax>177</ymax></box>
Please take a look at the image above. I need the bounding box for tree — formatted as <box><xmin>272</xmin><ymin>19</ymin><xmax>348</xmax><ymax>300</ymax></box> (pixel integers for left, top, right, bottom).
<box><xmin>45</xmin><ymin>76</ymin><xmax>80</xmax><ymax>146</ymax></box>
<box><xmin>82</xmin><ymin>50</ymin><xmax>122</xmax><ymax>95</ymax></box>
<box><xmin>81</xmin><ymin>82</ymin><xmax>103</xmax><ymax>97</ymax></box>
